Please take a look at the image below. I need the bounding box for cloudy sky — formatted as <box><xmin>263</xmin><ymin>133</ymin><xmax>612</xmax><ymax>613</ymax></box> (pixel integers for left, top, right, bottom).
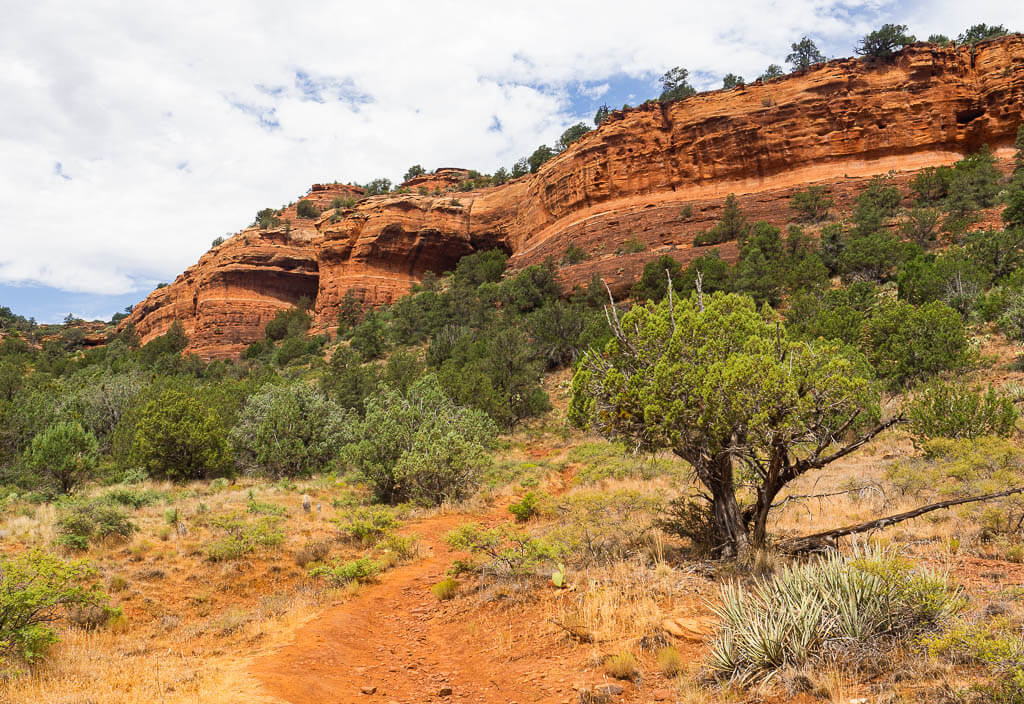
<box><xmin>1</xmin><ymin>1</ymin><xmax>1021</xmax><ymax>322</ymax></box>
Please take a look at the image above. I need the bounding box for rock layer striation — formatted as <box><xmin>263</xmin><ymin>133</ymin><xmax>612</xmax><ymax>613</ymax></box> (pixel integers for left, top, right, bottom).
<box><xmin>124</xmin><ymin>38</ymin><xmax>1024</xmax><ymax>358</ymax></box>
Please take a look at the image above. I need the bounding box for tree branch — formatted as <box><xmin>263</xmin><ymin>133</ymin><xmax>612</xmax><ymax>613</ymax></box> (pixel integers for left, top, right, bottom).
<box><xmin>778</xmin><ymin>485</ymin><xmax>1024</xmax><ymax>553</ymax></box>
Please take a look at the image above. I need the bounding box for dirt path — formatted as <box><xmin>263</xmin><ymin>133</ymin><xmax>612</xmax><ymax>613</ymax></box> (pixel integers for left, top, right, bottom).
<box><xmin>249</xmin><ymin>510</ymin><xmax>581</xmax><ymax>704</ymax></box>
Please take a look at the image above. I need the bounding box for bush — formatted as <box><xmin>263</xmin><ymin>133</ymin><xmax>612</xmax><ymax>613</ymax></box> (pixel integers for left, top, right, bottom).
<box><xmin>205</xmin><ymin>512</ymin><xmax>284</xmax><ymax>561</ymax></box>
<box><xmin>309</xmin><ymin>556</ymin><xmax>382</xmax><ymax>585</ymax></box>
<box><xmin>445</xmin><ymin>523</ymin><xmax>564</xmax><ymax>577</ymax></box>
<box><xmin>790</xmin><ymin>186</ymin><xmax>832</xmax><ymax>222</ymax></box>
<box><xmin>863</xmin><ymin>300</ymin><xmax>973</xmax><ymax>388</ymax></box>
<box><xmin>264</xmin><ymin>302</ymin><xmax>311</xmax><ymax>341</ymax></box>
<box><xmin>695</xmin><ymin>194</ymin><xmax>748</xmax><ymax>245</ymax></box>
<box><xmin>906</xmin><ymin>380</ymin><xmax>1018</xmax><ymax>443</ymax></box>
<box><xmin>22</xmin><ymin>422</ymin><xmax>99</xmax><ymax>494</ymax></box>
<box><xmin>432</xmin><ymin>577</ymin><xmax>458</xmax><ymax>601</ymax></box>
<box><xmin>887</xmin><ymin>437</ymin><xmax>1024</xmax><ymax>537</ymax></box>
<box><xmin>334</xmin><ymin>506</ymin><xmax>399</xmax><ymax>545</ymax></box>
<box><xmin>657</xmin><ymin>646</ymin><xmax>683</xmax><ymax>677</ymax></box>
<box><xmin>709</xmin><ymin>548</ymin><xmax>962</xmax><ymax>682</ymax></box>
<box><xmin>615</xmin><ymin>237</ymin><xmax>646</xmax><ymax>254</ymax></box>
<box><xmin>508</xmin><ymin>491</ymin><xmax>546</xmax><ymax>522</ymax></box>
<box><xmin>924</xmin><ymin>619</ymin><xmax>1024</xmax><ymax>701</ymax></box>
<box><xmin>255</xmin><ymin>208</ymin><xmax>281</xmax><ymax>229</ymax></box>
<box><xmin>452</xmin><ymin>249</ymin><xmax>507</xmax><ymax>289</ymax></box>
<box><xmin>55</xmin><ymin>499</ymin><xmax>136</xmax><ymax>551</ymax></box>
<box><xmin>293</xmin><ymin>539</ymin><xmax>331</xmax><ymax>567</ymax></box>
<box><xmin>560</xmin><ymin>244</ymin><xmax>587</xmax><ymax>265</ymax></box>
<box><xmin>632</xmin><ymin>255</ymin><xmax>684</xmax><ymax>303</ymax></box>
<box><xmin>0</xmin><ymin>549</ymin><xmax>107</xmax><ymax>664</ymax></box>
<box><xmin>545</xmin><ymin>489</ymin><xmax>663</xmax><ymax>566</ymax></box>
<box><xmin>230</xmin><ymin>384</ymin><xmax>355</xmax><ymax>478</ymax></box>
<box><xmin>345</xmin><ymin>376</ymin><xmax>498</xmax><ymax>505</ymax></box>
<box><xmin>319</xmin><ymin>346</ymin><xmax>381</xmax><ymax>414</ymax></box>
<box><xmin>129</xmin><ymin>390</ymin><xmax>233</xmax><ymax>481</ymax></box>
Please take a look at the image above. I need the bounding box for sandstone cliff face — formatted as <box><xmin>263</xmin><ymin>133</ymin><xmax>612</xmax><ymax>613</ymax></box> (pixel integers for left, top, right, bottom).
<box><xmin>125</xmin><ymin>38</ymin><xmax>1024</xmax><ymax>358</ymax></box>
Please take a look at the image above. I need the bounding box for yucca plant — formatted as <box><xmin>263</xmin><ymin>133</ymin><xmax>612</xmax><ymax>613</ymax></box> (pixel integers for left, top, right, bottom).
<box><xmin>709</xmin><ymin>546</ymin><xmax>963</xmax><ymax>682</ymax></box>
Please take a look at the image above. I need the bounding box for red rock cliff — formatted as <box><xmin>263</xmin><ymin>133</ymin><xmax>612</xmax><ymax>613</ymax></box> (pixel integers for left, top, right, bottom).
<box><xmin>125</xmin><ymin>38</ymin><xmax>1024</xmax><ymax>358</ymax></box>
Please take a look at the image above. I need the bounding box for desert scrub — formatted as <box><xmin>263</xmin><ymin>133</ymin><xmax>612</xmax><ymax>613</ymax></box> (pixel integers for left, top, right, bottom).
<box><xmin>334</xmin><ymin>506</ymin><xmax>399</xmax><ymax>545</ymax></box>
<box><xmin>887</xmin><ymin>437</ymin><xmax>1024</xmax><ymax>537</ymax></box>
<box><xmin>246</xmin><ymin>498</ymin><xmax>287</xmax><ymax>516</ymax></box>
<box><xmin>293</xmin><ymin>539</ymin><xmax>331</xmax><ymax>567</ymax></box>
<box><xmin>568</xmin><ymin>442</ymin><xmax>685</xmax><ymax>484</ymax></box>
<box><xmin>204</xmin><ymin>512</ymin><xmax>284</xmax><ymax>562</ymax></box>
<box><xmin>709</xmin><ymin>547</ymin><xmax>964</xmax><ymax>683</ymax></box>
<box><xmin>508</xmin><ymin>491</ymin><xmax>548</xmax><ymax>522</ymax></box>
<box><xmin>432</xmin><ymin>577</ymin><xmax>458</xmax><ymax>601</ymax></box>
<box><xmin>924</xmin><ymin>618</ymin><xmax>1024</xmax><ymax>702</ymax></box>
<box><xmin>604</xmin><ymin>651</ymin><xmax>639</xmax><ymax>680</ymax></box>
<box><xmin>544</xmin><ymin>489</ymin><xmax>663</xmax><ymax>566</ymax></box>
<box><xmin>102</xmin><ymin>487</ymin><xmax>169</xmax><ymax>508</ymax></box>
<box><xmin>445</xmin><ymin>522</ymin><xmax>564</xmax><ymax>577</ymax></box>
<box><xmin>0</xmin><ymin>549</ymin><xmax>108</xmax><ymax>666</ymax></box>
<box><xmin>55</xmin><ymin>498</ymin><xmax>136</xmax><ymax>551</ymax></box>
<box><xmin>375</xmin><ymin>532</ymin><xmax>420</xmax><ymax>563</ymax></box>
<box><xmin>309</xmin><ymin>556</ymin><xmax>382</xmax><ymax>585</ymax></box>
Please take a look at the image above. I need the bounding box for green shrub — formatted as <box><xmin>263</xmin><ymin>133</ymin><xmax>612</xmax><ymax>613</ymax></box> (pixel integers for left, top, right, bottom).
<box><xmin>103</xmin><ymin>488</ymin><xmax>168</xmax><ymax>508</ymax></box>
<box><xmin>445</xmin><ymin>522</ymin><xmax>564</xmax><ymax>577</ymax></box>
<box><xmin>255</xmin><ymin>208</ymin><xmax>282</xmax><ymax>229</ymax></box>
<box><xmin>863</xmin><ymin>300</ymin><xmax>973</xmax><ymax>388</ymax></box>
<box><xmin>695</xmin><ymin>193</ymin><xmax>748</xmax><ymax>245</ymax></box>
<box><xmin>295</xmin><ymin>200</ymin><xmax>319</xmax><ymax>219</ymax></box>
<box><xmin>790</xmin><ymin>186</ymin><xmax>832</xmax><ymax>222</ymax></box>
<box><xmin>924</xmin><ymin>617</ymin><xmax>1024</xmax><ymax>702</ymax></box>
<box><xmin>887</xmin><ymin>437</ymin><xmax>1024</xmax><ymax>537</ymax></box>
<box><xmin>709</xmin><ymin>547</ymin><xmax>962</xmax><ymax>682</ymax></box>
<box><xmin>309</xmin><ymin>556</ymin><xmax>382</xmax><ymax>585</ymax></box>
<box><xmin>376</xmin><ymin>532</ymin><xmax>420</xmax><ymax>563</ymax></box>
<box><xmin>907</xmin><ymin>381</ymin><xmax>1018</xmax><ymax>443</ymax></box>
<box><xmin>129</xmin><ymin>389</ymin><xmax>233</xmax><ymax>481</ymax></box>
<box><xmin>344</xmin><ymin>375</ymin><xmax>498</xmax><ymax>505</ymax></box>
<box><xmin>560</xmin><ymin>245</ymin><xmax>587</xmax><ymax>265</ymax></box>
<box><xmin>615</xmin><ymin>238</ymin><xmax>646</xmax><ymax>254</ymax></box>
<box><xmin>246</xmin><ymin>498</ymin><xmax>287</xmax><ymax>516</ymax></box>
<box><xmin>264</xmin><ymin>302</ymin><xmax>311</xmax><ymax>341</ymax></box>
<box><xmin>55</xmin><ymin>499</ymin><xmax>136</xmax><ymax>550</ymax></box>
<box><xmin>508</xmin><ymin>491</ymin><xmax>546</xmax><ymax>522</ymax></box>
<box><xmin>205</xmin><ymin>512</ymin><xmax>284</xmax><ymax>562</ymax></box>
<box><xmin>335</xmin><ymin>506</ymin><xmax>399</xmax><ymax>545</ymax></box>
<box><xmin>23</xmin><ymin>422</ymin><xmax>99</xmax><ymax>494</ymax></box>
<box><xmin>431</xmin><ymin>576</ymin><xmax>458</xmax><ymax>600</ymax></box>
<box><xmin>230</xmin><ymin>384</ymin><xmax>355</xmax><ymax>478</ymax></box>
<box><xmin>0</xmin><ymin>549</ymin><xmax>107</xmax><ymax>664</ymax></box>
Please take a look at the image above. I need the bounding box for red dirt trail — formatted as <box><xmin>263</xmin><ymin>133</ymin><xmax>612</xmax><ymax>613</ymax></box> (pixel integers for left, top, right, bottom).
<box><xmin>249</xmin><ymin>511</ymin><xmax>587</xmax><ymax>704</ymax></box>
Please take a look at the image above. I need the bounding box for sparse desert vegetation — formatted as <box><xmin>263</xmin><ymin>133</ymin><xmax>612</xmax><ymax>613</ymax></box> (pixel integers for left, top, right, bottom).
<box><xmin>3</xmin><ymin>26</ymin><xmax>1024</xmax><ymax>704</ymax></box>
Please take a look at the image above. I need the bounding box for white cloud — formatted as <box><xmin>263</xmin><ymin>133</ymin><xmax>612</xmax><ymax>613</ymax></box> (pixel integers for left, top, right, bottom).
<box><xmin>0</xmin><ymin>0</ymin><xmax>1021</xmax><ymax>296</ymax></box>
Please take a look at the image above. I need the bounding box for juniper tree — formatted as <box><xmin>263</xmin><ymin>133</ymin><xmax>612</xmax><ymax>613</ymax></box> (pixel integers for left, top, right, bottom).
<box><xmin>786</xmin><ymin>37</ymin><xmax>825</xmax><ymax>71</ymax></box>
<box><xmin>569</xmin><ymin>291</ymin><xmax>897</xmax><ymax>556</ymax></box>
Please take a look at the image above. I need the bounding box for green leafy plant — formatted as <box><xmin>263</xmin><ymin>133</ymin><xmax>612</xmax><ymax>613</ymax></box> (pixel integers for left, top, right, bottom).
<box><xmin>906</xmin><ymin>381</ymin><xmax>1018</xmax><ymax>443</ymax></box>
<box><xmin>0</xmin><ymin>549</ymin><xmax>107</xmax><ymax>665</ymax></box>
<box><xmin>445</xmin><ymin>522</ymin><xmax>564</xmax><ymax>577</ymax></box>
<box><xmin>431</xmin><ymin>576</ymin><xmax>458</xmax><ymax>601</ymax></box>
<box><xmin>309</xmin><ymin>556</ymin><xmax>382</xmax><ymax>585</ymax></box>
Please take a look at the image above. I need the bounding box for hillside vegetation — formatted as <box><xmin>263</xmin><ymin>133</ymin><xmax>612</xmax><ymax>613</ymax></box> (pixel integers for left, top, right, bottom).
<box><xmin>2</xmin><ymin>59</ymin><xmax>1024</xmax><ymax>704</ymax></box>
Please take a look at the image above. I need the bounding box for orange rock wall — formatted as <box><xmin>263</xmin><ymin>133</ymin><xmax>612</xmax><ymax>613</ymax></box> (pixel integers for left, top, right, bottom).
<box><xmin>125</xmin><ymin>38</ymin><xmax>1024</xmax><ymax>358</ymax></box>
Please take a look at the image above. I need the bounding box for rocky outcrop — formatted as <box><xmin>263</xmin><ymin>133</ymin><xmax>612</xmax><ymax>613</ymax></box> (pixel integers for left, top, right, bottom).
<box><xmin>124</xmin><ymin>37</ymin><xmax>1024</xmax><ymax>358</ymax></box>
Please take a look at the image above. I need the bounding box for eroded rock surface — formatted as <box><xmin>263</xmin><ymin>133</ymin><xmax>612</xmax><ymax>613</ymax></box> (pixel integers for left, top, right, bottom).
<box><xmin>124</xmin><ymin>38</ymin><xmax>1024</xmax><ymax>358</ymax></box>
